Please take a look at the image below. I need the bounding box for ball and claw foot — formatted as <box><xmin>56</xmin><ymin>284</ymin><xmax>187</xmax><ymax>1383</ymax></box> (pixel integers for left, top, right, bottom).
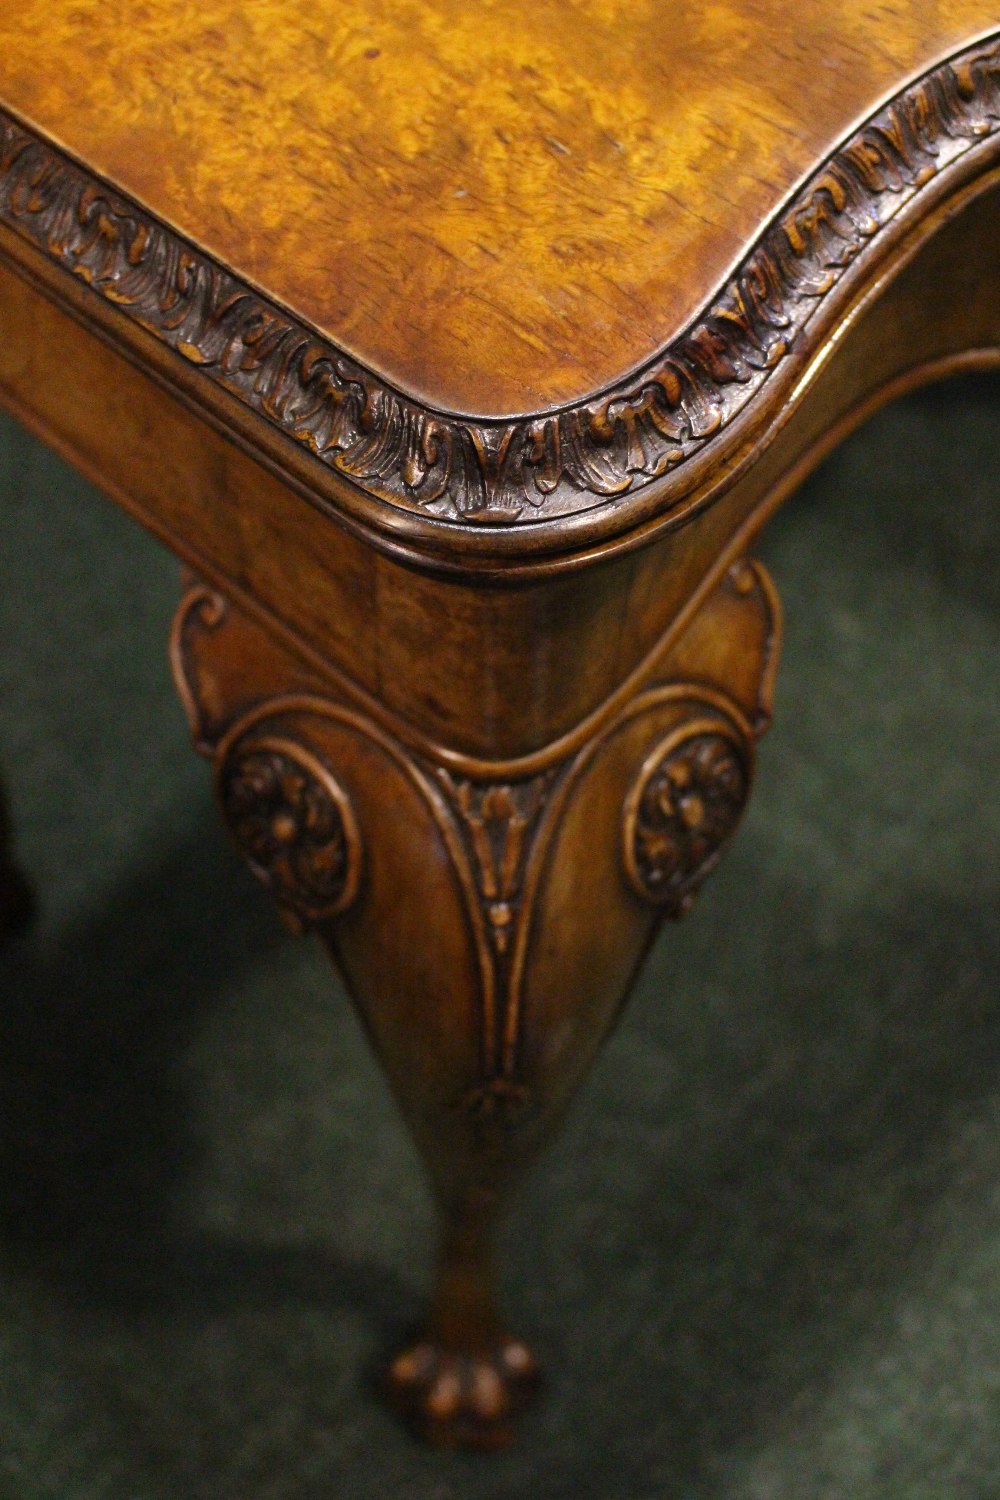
<box><xmin>385</xmin><ymin>1336</ymin><xmax>540</xmax><ymax>1449</ymax></box>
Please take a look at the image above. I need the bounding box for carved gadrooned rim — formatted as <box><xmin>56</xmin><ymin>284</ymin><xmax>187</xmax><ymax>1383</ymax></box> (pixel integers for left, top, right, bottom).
<box><xmin>0</xmin><ymin>36</ymin><xmax>998</xmax><ymax>537</ymax></box>
<box><xmin>622</xmin><ymin>713</ymin><xmax>753</xmax><ymax>911</ymax></box>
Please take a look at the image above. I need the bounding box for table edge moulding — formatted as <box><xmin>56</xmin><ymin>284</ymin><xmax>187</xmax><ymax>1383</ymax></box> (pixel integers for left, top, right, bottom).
<box><xmin>0</xmin><ymin>35</ymin><xmax>995</xmax><ymax>558</ymax></box>
<box><xmin>0</xmin><ymin>13</ymin><xmax>998</xmax><ymax>1451</ymax></box>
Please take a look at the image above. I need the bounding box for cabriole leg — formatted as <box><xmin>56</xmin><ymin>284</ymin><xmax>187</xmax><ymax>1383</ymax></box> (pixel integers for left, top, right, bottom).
<box><xmin>170</xmin><ymin>556</ymin><xmax>781</xmax><ymax>1448</ymax></box>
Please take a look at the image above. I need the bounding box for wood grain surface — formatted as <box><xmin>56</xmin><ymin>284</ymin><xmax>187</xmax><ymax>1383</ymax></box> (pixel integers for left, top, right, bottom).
<box><xmin>0</xmin><ymin>0</ymin><xmax>996</xmax><ymax>417</ymax></box>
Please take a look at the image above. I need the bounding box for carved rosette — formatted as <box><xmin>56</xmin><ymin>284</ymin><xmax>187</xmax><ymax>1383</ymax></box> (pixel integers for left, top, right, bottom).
<box><xmin>216</xmin><ymin>733</ymin><xmax>362</xmax><ymax>930</ymax></box>
<box><xmin>623</xmin><ymin>717</ymin><xmax>751</xmax><ymax>916</ymax></box>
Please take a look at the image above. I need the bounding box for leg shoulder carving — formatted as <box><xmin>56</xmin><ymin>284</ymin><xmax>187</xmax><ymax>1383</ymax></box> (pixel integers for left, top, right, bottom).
<box><xmin>171</xmin><ymin>555</ymin><xmax>780</xmax><ymax>1123</ymax></box>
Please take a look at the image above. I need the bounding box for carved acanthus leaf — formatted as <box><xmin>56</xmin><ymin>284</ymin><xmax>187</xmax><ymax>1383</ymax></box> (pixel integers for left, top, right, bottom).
<box><xmin>437</xmin><ymin>769</ymin><xmax>556</xmax><ymax>1123</ymax></box>
<box><xmin>447</xmin><ymin>774</ymin><xmax>553</xmax><ymax>958</ymax></box>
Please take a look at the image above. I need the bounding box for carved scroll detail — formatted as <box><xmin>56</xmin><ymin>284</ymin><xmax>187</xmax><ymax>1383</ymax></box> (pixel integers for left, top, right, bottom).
<box><xmin>2</xmin><ymin>38</ymin><xmax>999</xmax><ymax>524</ymax></box>
<box><xmin>216</xmin><ymin>732</ymin><xmax>362</xmax><ymax>930</ymax></box>
<box><xmin>622</xmin><ymin>718</ymin><xmax>751</xmax><ymax>916</ymax></box>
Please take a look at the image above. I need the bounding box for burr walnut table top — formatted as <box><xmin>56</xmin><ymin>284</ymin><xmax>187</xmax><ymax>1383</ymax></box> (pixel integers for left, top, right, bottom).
<box><xmin>0</xmin><ymin>0</ymin><xmax>997</xmax><ymax>420</ymax></box>
<box><xmin>0</xmin><ymin>5</ymin><xmax>998</xmax><ymax>550</ymax></box>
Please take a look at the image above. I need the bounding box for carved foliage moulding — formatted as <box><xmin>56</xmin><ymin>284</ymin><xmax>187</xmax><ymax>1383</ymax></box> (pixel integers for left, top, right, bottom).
<box><xmin>0</xmin><ymin>39</ymin><xmax>999</xmax><ymax>524</ymax></box>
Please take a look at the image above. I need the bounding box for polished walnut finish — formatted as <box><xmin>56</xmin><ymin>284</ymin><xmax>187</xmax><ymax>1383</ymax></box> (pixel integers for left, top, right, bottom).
<box><xmin>0</xmin><ymin>0</ymin><xmax>997</xmax><ymax>419</ymax></box>
<box><xmin>1</xmin><ymin>36</ymin><xmax>999</xmax><ymax>526</ymax></box>
<box><xmin>0</xmin><ymin>0</ymin><xmax>998</xmax><ymax>1451</ymax></box>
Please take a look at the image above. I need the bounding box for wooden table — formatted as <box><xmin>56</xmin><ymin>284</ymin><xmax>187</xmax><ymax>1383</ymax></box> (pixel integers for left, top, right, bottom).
<box><xmin>0</xmin><ymin>0</ymin><xmax>997</xmax><ymax>1450</ymax></box>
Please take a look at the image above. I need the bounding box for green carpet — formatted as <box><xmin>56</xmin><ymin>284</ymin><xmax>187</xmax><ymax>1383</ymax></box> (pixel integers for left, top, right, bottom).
<box><xmin>0</xmin><ymin>376</ymin><xmax>998</xmax><ymax>1499</ymax></box>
